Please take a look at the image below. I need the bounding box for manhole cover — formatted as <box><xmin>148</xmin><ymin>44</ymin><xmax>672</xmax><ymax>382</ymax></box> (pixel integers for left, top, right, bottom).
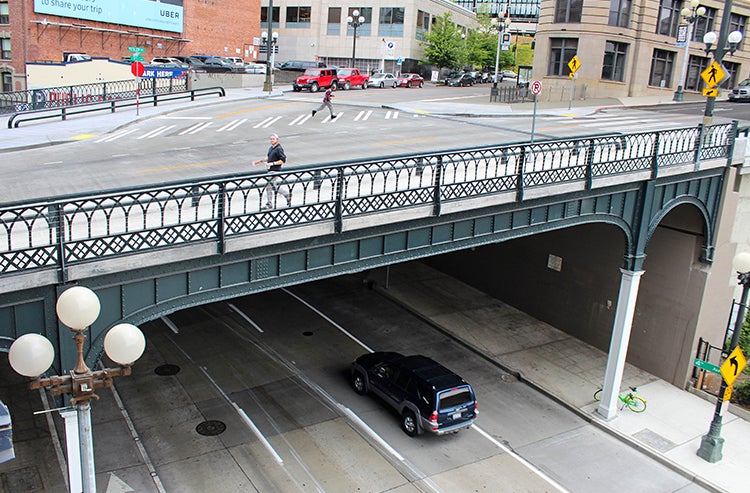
<box><xmin>196</xmin><ymin>420</ymin><xmax>226</xmax><ymax>436</ymax></box>
<box><xmin>154</xmin><ymin>364</ymin><xmax>180</xmax><ymax>376</ymax></box>
<box><xmin>302</xmin><ymin>331</ymin><xmax>314</xmax><ymax>336</ymax></box>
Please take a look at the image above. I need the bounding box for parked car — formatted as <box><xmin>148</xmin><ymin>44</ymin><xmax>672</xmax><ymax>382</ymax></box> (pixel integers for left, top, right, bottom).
<box><xmin>467</xmin><ymin>71</ymin><xmax>483</xmax><ymax>83</ymax></box>
<box><xmin>446</xmin><ymin>73</ymin><xmax>475</xmax><ymax>86</ymax></box>
<box><xmin>501</xmin><ymin>70</ymin><xmax>518</xmax><ymax>80</ymax></box>
<box><xmin>150</xmin><ymin>57</ymin><xmax>187</xmax><ymax>67</ymax></box>
<box><xmin>336</xmin><ymin>68</ymin><xmax>369</xmax><ymax>90</ymax></box>
<box><xmin>293</xmin><ymin>68</ymin><xmax>338</xmax><ymax>92</ymax></box>
<box><xmin>200</xmin><ymin>57</ymin><xmax>237</xmax><ymax>72</ymax></box>
<box><xmin>351</xmin><ymin>352</ymin><xmax>477</xmax><ymax>436</ymax></box>
<box><xmin>728</xmin><ymin>78</ymin><xmax>750</xmax><ymax>102</ymax></box>
<box><xmin>280</xmin><ymin>60</ymin><xmax>327</xmax><ymax>71</ymax></box>
<box><xmin>397</xmin><ymin>73</ymin><xmax>424</xmax><ymax>88</ymax></box>
<box><xmin>224</xmin><ymin>57</ymin><xmax>245</xmax><ymax>67</ymax></box>
<box><xmin>244</xmin><ymin>63</ymin><xmax>267</xmax><ymax>74</ymax></box>
<box><xmin>367</xmin><ymin>73</ymin><xmax>398</xmax><ymax>88</ymax></box>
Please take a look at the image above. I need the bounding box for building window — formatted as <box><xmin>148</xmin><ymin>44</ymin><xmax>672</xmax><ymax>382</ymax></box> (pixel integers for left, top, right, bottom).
<box><xmin>548</xmin><ymin>38</ymin><xmax>578</xmax><ymax>76</ymax></box>
<box><xmin>328</xmin><ymin>7</ymin><xmax>341</xmax><ymax>35</ymax></box>
<box><xmin>0</xmin><ymin>1</ymin><xmax>9</xmax><ymax>25</ymax></box>
<box><xmin>609</xmin><ymin>0</ymin><xmax>630</xmax><ymax>28</ymax></box>
<box><xmin>347</xmin><ymin>7</ymin><xmax>372</xmax><ymax>37</ymax></box>
<box><xmin>693</xmin><ymin>8</ymin><xmax>715</xmax><ymax>42</ymax></box>
<box><xmin>416</xmin><ymin>10</ymin><xmax>429</xmax><ymax>40</ymax></box>
<box><xmin>379</xmin><ymin>7</ymin><xmax>404</xmax><ymax>37</ymax></box>
<box><xmin>602</xmin><ymin>41</ymin><xmax>627</xmax><ymax>81</ymax></box>
<box><xmin>685</xmin><ymin>55</ymin><xmax>709</xmax><ymax>91</ymax></box>
<box><xmin>555</xmin><ymin>0</ymin><xmax>582</xmax><ymax>23</ymax></box>
<box><xmin>729</xmin><ymin>13</ymin><xmax>747</xmax><ymax>50</ymax></box>
<box><xmin>0</xmin><ymin>37</ymin><xmax>10</xmax><ymax>59</ymax></box>
<box><xmin>261</xmin><ymin>6</ymin><xmax>280</xmax><ymax>29</ymax></box>
<box><xmin>649</xmin><ymin>49</ymin><xmax>675</xmax><ymax>87</ymax></box>
<box><xmin>286</xmin><ymin>6</ymin><xmax>311</xmax><ymax>28</ymax></box>
<box><xmin>657</xmin><ymin>0</ymin><xmax>680</xmax><ymax>37</ymax></box>
<box><xmin>1</xmin><ymin>71</ymin><xmax>10</xmax><ymax>92</ymax></box>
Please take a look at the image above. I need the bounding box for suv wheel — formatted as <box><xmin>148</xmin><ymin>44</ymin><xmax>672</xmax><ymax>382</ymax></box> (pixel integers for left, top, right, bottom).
<box><xmin>419</xmin><ymin>82</ymin><xmax>424</xmax><ymax>88</ymax></box>
<box><xmin>401</xmin><ymin>410</ymin><xmax>418</xmax><ymax>437</ymax></box>
<box><xmin>330</xmin><ymin>81</ymin><xmax>338</xmax><ymax>91</ymax></box>
<box><xmin>310</xmin><ymin>82</ymin><xmax>319</xmax><ymax>93</ymax></box>
<box><xmin>343</xmin><ymin>81</ymin><xmax>351</xmax><ymax>90</ymax></box>
<box><xmin>351</xmin><ymin>371</ymin><xmax>367</xmax><ymax>395</ymax></box>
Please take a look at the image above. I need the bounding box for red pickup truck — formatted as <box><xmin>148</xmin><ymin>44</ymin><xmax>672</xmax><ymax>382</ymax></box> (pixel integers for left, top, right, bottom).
<box><xmin>336</xmin><ymin>68</ymin><xmax>369</xmax><ymax>90</ymax></box>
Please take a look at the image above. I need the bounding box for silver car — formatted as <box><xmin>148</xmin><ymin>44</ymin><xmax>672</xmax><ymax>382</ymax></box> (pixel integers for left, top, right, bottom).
<box><xmin>728</xmin><ymin>78</ymin><xmax>750</xmax><ymax>102</ymax></box>
<box><xmin>367</xmin><ymin>73</ymin><xmax>398</xmax><ymax>88</ymax></box>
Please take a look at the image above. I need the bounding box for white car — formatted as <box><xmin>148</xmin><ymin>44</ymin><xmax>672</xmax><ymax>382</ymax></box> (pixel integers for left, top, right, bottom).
<box><xmin>244</xmin><ymin>63</ymin><xmax>267</xmax><ymax>74</ymax></box>
<box><xmin>367</xmin><ymin>73</ymin><xmax>398</xmax><ymax>88</ymax></box>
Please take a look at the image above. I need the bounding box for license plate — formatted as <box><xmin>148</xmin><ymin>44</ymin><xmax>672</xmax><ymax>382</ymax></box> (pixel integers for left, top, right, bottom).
<box><xmin>451</xmin><ymin>412</ymin><xmax>462</xmax><ymax>420</ymax></box>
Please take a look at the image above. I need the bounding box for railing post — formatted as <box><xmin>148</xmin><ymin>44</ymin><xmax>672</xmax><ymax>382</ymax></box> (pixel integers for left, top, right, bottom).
<box><xmin>218</xmin><ymin>183</ymin><xmax>226</xmax><ymax>254</ymax></box>
<box><xmin>433</xmin><ymin>156</ymin><xmax>443</xmax><ymax>216</ymax></box>
<box><xmin>102</xmin><ymin>82</ymin><xmax>107</xmax><ymax>102</ymax></box>
<box><xmin>694</xmin><ymin>123</ymin><xmax>705</xmax><ymax>171</ymax></box>
<box><xmin>585</xmin><ymin>139</ymin><xmax>596</xmax><ymax>189</ymax></box>
<box><xmin>334</xmin><ymin>168</ymin><xmax>344</xmax><ymax>233</ymax></box>
<box><xmin>53</xmin><ymin>203</ymin><xmax>68</xmax><ymax>283</ymax></box>
<box><xmin>651</xmin><ymin>132</ymin><xmax>661</xmax><ymax>179</ymax></box>
<box><xmin>516</xmin><ymin>146</ymin><xmax>527</xmax><ymax>201</ymax></box>
<box><xmin>727</xmin><ymin>120</ymin><xmax>739</xmax><ymax>167</ymax></box>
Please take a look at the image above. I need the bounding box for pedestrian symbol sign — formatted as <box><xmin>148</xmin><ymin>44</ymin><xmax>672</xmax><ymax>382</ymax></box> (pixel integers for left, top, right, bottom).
<box><xmin>701</xmin><ymin>61</ymin><xmax>727</xmax><ymax>88</ymax></box>
<box><xmin>567</xmin><ymin>56</ymin><xmax>581</xmax><ymax>75</ymax></box>
<box><xmin>720</xmin><ymin>346</ymin><xmax>747</xmax><ymax>386</ymax></box>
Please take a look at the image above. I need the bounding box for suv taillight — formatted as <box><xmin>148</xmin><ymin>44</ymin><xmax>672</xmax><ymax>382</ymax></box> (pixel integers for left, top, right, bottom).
<box><xmin>474</xmin><ymin>402</ymin><xmax>478</xmax><ymax>415</ymax></box>
<box><xmin>429</xmin><ymin>411</ymin><xmax>438</xmax><ymax>431</ymax></box>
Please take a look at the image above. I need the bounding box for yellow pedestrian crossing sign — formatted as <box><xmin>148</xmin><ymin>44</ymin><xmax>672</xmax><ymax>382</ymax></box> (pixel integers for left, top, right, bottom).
<box><xmin>568</xmin><ymin>56</ymin><xmax>581</xmax><ymax>74</ymax></box>
<box><xmin>720</xmin><ymin>346</ymin><xmax>747</xmax><ymax>386</ymax></box>
<box><xmin>702</xmin><ymin>87</ymin><xmax>720</xmax><ymax>97</ymax></box>
<box><xmin>701</xmin><ymin>61</ymin><xmax>727</xmax><ymax>88</ymax></box>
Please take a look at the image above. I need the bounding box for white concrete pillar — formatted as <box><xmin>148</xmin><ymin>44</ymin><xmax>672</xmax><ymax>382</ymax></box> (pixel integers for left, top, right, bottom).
<box><xmin>60</xmin><ymin>409</ymin><xmax>82</xmax><ymax>493</ymax></box>
<box><xmin>597</xmin><ymin>268</ymin><xmax>644</xmax><ymax>420</ymax></box>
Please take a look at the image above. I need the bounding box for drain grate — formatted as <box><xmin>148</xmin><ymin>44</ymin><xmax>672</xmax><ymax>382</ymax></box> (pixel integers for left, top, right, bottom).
<box><xmin>0</xmin><ymin>466</ymin><xmax>43</xmax><ymax>492</ymax></box>
<box><xmin>196</xmin><ymin>420</ymin><xmax>226</xmax><ymax>436</ymax></box>
<box><xmin>154</xmin><ymin>364</ymin><xmax>180</xmax><ymax>376</ymax></box>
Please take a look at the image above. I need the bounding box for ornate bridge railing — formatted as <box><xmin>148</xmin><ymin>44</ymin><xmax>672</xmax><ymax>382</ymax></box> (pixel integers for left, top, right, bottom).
<box><xmin>0</xmin><ymin>123</ymin><xmax>736</xmax><ymax>279</ymax></box>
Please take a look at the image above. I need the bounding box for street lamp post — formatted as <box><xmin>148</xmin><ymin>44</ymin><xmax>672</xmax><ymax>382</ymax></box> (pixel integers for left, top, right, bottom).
<box><xmin>261</xmin><ymin>30</ymin><xmax>279</xmax><ymax>94</ymax></box>
<box><xmin>492</xmin><ymin>16</ymin><xmax>512</xmax><ymax>93</ymax></box>
<box><xmin>347</xmin><ymin>10</ymin><xmax>366</xmax><ymax>68</ymax></box>
<box><xmin>696</xmin><ymin>250</ymin><xmax>750</xmax><ymax>462</ymax></box>
<box><xmin>701</xmin><ymin>0</ymin><xmax>743</xmax><ymax>125</ymax></box>
<box><xmin>673</xmin><ymin>0</ymin><xmax>706</xmax><ymax>101</ymax></box>
<box><xmin>8</xmin><ymin>286</ymin><xmax>146</xmax><ymax>493</ymax></box>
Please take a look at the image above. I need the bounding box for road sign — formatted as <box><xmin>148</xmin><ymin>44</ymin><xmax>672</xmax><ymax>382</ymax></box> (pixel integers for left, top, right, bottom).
<box><xmin>567</xmin><ymin>55</ymin><xmax>581</xmax><ymax>74</ymax></box>
<box><xmin>530</xmin><ymin>80</ymin><xmax>542</xmax><ymax>95</ymax></box>
<box><xmin>130</xmin><ymin>55</ymin><xmax>145</xmax><ymax>62</ymax></box>
<box><xmin>702</xmin><ymin>87</ymin><xmax>720</xmax><ymax>97</ymax></box>
<box><xmin>131</xmin><ymin>61</ymin><xmax>145</xmax><ymax>77</ymax></box>
<box><xmin>396</xmin><ymin>57</ymin><xmax>403</xmax><ymax>65</ymax></box>
<box><xmin>694</xmin><ymin>358</ymin><xmax>721</xmax><ymax>374</ymax></box>
<box><xmin>128</xmin><ymin>46</ymin><xmax>145</xmax><ymax>53</ymax></box>
<box><xmin>720</xmin><ymin>346</ymin><xmax>747</xmax><ymax>385</ymax></box>
<box><xmin>701</xmin><ymin>61</ymin><xmax>727</xmax><ymax>88</ymax></box>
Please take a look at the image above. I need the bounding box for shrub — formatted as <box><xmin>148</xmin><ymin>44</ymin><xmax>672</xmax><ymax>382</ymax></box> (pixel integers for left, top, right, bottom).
<box><xmin>734</xmin><ymin>379</ymin><xmax>750</xmax><ymax>405</ymax></box>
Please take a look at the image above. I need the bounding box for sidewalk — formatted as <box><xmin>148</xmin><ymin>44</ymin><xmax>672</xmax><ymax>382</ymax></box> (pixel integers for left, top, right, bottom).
<box><xmin>373</xmin><ymin>262</ymin><xmax>749</xmax><ymax>493</ymax></box>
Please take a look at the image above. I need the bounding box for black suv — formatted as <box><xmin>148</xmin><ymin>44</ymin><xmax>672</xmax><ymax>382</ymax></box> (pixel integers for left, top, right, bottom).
<box><xmin>351</xmin><ymin>352</ymin><xmax>477</xmax><ymax>436</ymax></box>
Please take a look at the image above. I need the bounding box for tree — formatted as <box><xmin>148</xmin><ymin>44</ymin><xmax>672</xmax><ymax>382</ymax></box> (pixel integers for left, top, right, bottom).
<box><xmin>421</xmin><ymin>12</ymin><xmax>463</xmax><ymax>69</ymax></box>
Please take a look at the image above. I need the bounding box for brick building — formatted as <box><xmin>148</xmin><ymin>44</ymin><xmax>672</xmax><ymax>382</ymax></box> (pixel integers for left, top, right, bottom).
<box><xmin>1</xmin><ymin>0</ymin><xmax>259</xmax><ymax>92</ymax></box>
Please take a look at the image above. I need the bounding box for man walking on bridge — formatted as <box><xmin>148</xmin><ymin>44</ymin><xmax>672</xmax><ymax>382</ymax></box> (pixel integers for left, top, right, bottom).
<box><xmin>253</xmin><ymin>133</ymin><xmax>291</xmax><ymax>209</ymax></box>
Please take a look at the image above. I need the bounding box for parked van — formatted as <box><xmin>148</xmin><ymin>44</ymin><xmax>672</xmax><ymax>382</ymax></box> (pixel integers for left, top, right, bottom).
<box><xmin>279</xmin><ymin>60</ymin><xmax>326</xmax><ymax>72</ymax></box>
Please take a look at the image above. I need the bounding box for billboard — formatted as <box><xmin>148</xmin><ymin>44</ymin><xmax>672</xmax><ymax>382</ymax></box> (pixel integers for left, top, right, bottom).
<box><xmin>34</xmin><ymin>0</ymin><xmax>184</xmax><ymax>33</ymax></box>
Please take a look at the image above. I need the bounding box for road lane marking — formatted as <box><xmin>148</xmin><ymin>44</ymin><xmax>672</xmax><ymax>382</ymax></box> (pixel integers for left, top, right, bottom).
<box><xmin>71</xmin><ymin>133</ymin><xmax>96</xmax><ymax>141</ymax></box>
<box><xmin>96</xmin><ymin>128</ymin><xmax>138</xmax><ymax>142</ymax></box>
<box><xmin>179</xmin><ymin>121</ymin><xmax>212</xmax><ymax>135</ymax></box>
<box><xmin>385</xmin><ymin>111</ymin><xmax>399</xmax><ymax>119</ymax></box>
<box><xmin>227</xmin><ymin>303</ymin><xmax>263</xmax><ymax>332</ymax></box>
<box><xmin>324</xmin><ymin>112</ymin><xmax>343</xmax><ymax>123</ymax></box>
<box><xmin>137</xmin><ymin>125</ymin><xmax>175</xmax><ymax>139</ymax></box>
<box><xmin>217</xmin><ymin>118</ymin><xmax>247</xmax><ymax>132</ymax></box>
<box><xmin>254</xmin><ymin>116</ymin><xmax>275</xmax><ymax>128</ymax></box>
<box><xmin>214</xmin><ymin>101</ymin><xmax>301</xmax><ymax>119</ymax></box>
<box><xmin>259</xmin><ymin>115</ymin><xmax>283</xmax><ymax>128</ymax></box>
<box><xmin>157</xmin><ymin>116</ymin><xmax>212</xmax><ymax>120</ymax></box>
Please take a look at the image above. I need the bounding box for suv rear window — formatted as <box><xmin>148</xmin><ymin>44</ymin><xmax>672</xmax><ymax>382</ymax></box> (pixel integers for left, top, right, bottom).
<box><xmin>438</xmin><ymin>387</ymin><xmax>473</xmax><ymax>409</ymax></box>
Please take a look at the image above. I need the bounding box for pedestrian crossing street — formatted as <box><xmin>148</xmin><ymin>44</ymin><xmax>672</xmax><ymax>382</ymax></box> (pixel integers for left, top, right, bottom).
<box><xmin>95</xmin><ymin>109</ymin><xmax>412</xmax><ymax>143</ymax></box>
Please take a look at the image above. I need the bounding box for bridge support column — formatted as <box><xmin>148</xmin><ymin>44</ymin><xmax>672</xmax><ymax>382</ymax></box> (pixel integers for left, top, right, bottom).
<box><xmin>597</xmin><ymin>268</ymin><xmax>644</xmax><ymax>420</ymax></box>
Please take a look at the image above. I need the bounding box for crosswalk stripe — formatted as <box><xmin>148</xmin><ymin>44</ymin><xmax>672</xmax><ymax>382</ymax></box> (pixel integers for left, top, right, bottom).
<box><xmin>179</xmin><ymin>121</ymin><xmax>212</xmax><ymax>135</ymax></box>
<box><xmin>137</xmin><ymin>125</ymin><xmax>175</xmax><ymax>139</ymax></box>
<box><xmin>260</xmin><ymin>116</ymin><xmax>282</xmax><ymax>128</ymax></box>
<box><xmin>324</xmin><ymin>112</ymin><xmax>343</xmax><ymax>123</ymax></box>
<box><xmin>254</xmin><ymin>117</ymin><xmax>275</xmax><ymax>128</ymax></box>
<box><xmin>96</xmin><ymin>128</ymin><xmax>139</xmax><ymax>143</ymax></box>
<box><xmin>289</xmin><ymin>114</ymin><xmax>306</xmax><ymax>125</ymax></box>
<box><xmin>217</xmin><ymin>119</ymin><xmax>247</xmax><ymax>132</ymax></box>
<box><xmin>385</xmin><ymin>111</ymin><xmax>399</xmax><ymax>119</ymax></box>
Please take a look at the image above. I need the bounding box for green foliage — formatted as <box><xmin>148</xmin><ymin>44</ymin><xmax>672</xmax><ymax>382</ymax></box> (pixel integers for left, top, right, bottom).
<box><xmin>734</xmin><ymin>378</ymin><xmax>750</xmax><ymax>405</ymax></box>
<box><xmin>421</xmin><ymin>12</ymin><xmax>463</xmax><ymax>70</ymax></box>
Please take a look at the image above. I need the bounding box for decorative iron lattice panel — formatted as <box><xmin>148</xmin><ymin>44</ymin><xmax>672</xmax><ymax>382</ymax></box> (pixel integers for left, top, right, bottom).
<box><xmin>0</xmin><ymin>124</ymin><xmax>735</xmax><ymax>276</ymax></box>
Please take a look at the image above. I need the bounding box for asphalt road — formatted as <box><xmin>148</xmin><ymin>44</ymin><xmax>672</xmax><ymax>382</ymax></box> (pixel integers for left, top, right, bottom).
<box><xmin>110</xmin><ymin>274</ymin><xmax>710</xmax><ymax>492</ymax></box>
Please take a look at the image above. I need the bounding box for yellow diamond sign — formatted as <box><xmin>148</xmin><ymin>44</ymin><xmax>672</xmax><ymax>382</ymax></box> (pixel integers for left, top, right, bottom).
<box><xmin>720</xmin><ymin>346</ymin><xmax>747</xmax><ymax>386</ymax></box>
<box><xmin>701</xmin><ymin>61</ymin><xmax>727</xmax><ymax>88</ymax></box>
<box><xmin>567</xmin><ymin>56</ymin><xmax>581</xmax><ymax>74</ymax></box>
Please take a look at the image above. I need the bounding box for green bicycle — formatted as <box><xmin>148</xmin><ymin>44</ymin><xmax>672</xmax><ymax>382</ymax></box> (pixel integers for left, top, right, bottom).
<box><xmin>593</xmin><ymin>386</ymin><xmax>647</xmax><ymax>413</ymax></box>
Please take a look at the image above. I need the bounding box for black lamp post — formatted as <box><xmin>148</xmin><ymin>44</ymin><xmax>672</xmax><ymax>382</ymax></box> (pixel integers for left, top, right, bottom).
<box><xmin>673</xmin><ymin>0</ymin><xmax>706</xmax><ymax>101</ymax></box>
<box><xmin>696</xmin><ymin>251</ymin><xmax>750</xmax><ymax>462</ymax></box>
<box><xmin>261</xmin><ymin>30</ymin><xmax>279</xmax><ymax>93</ymax></box>
<box><xmin>347</xmin><ymin>9</ymin><xmax>366</xmax><ymax>68</ymax></box>
<box><xmin>492</xmin><ymin>16</ymin><xmax>512</xmax><ymax>92</ymax></box>
<box><xmin>701</xmin><ymin>0</ymin><xmax>743</xmax><ymax>125</ymax></box>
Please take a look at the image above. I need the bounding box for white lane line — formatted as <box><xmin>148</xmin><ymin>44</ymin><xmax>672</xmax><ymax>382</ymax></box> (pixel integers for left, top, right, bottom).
<box><xmin>158</xmin><ymin>116</ymin><xmax>212</xmax><ymax>120</ymax></box>
<box><xmin>254</xmin><ymin>116</ymin><xmax>274</xmax><ymax>128</ymax></box>
<box><xmin>137</xmin><ymin>125</ymin><xmax>175</xmax><ymax>139</ymax></box>
<box><xmin>289</xmin><ymin>114</ymin><xmax>306</xmax><ymax>125</ymax></box>
<box><xmin>296</xmin><ymin>114</ymin><xmax>312</xmax><ymax>125</ymax></box>
<box><xmin>281</xmin><ymin>288</ymin><xmax>373</xmax><ymax>353</ymax></box>
<box><xmin>260</xmin><ymin>116</ymin><xmax>283</xmax><ymax>128</ymax></box>
<box><xmin>96</xmin><ymin>128</ymin><xmax>138</xmax><ymax>142</ymax></box>
<box><xmin>473</xmin><ymin>425</ymin><xmax>570</xmax><ymax>493</ymax></box>
<box><xmin>160</xmin><ymin>316</ymin><xmax>179</xmax><ymax>334</ymax></box>
<box><xmin>217</xmin><ymin>119</ymin><xmax>247</xmax><ymax>132</ymax></box>
<box><xmin>227</xmin><ymin>302</ymin><xmax>264</xmax><ymax>333</ymax></box>
<box><xmin>43</xmin><ymin>161</ymin><xmax>64</xmax><ymax>165</ymax></box>
<box><xmin>178</xmin><ymin>121</ymin><xmax>212</xmax><ymax>135</ymax></box>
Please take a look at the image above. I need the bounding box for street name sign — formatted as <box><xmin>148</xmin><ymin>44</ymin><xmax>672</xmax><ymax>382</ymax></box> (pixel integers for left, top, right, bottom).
<box><xmin>128</xmin><ymin>46</ymin><xmax>146</xmax><ymax>53</ymax></box>
<box><xmin>694</xmin><ymin>358</ymin><xmax>721</xmax><ymax>374</ymax></box>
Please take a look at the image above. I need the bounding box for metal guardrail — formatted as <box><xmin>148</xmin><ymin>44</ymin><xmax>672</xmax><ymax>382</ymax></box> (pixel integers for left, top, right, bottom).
<box><xmin>0</xmin><ymin>77</ymin><xmax>188</xmax><ymax>115</ymax></box>
<box><xmin>490</xmin><ymin>84</ymin><xmax>531</xmax><ymax>103</ymax></box>
<box><xmin>6</xmin><ymin>86</ymin><xmax>225</xmax><ymax>128</ymax></box>
<box><xmin>0</xmin><ymin>123</ymin><xmax>735</xmax><ymax>278</ymax></box>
